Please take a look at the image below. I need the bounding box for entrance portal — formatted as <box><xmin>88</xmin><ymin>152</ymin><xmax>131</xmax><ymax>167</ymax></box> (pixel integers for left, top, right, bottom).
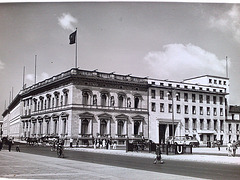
<box><xmin>159</xmin><ymin>124</ymin><xmax>166</xmax><ymax>144</ymax></box>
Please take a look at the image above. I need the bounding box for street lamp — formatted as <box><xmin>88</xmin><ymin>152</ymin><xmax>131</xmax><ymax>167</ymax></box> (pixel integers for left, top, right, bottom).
<box><xmin>168</xmin><ymin>89</ymin><xmax>178</xmax><ymax>144</ymax></box>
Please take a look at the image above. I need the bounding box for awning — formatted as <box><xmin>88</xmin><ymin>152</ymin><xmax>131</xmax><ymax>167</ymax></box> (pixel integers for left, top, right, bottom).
<box><xmin>157</xmin><ymin>118</ymin><xmax>181</xmax><ymax>125</ymax></box>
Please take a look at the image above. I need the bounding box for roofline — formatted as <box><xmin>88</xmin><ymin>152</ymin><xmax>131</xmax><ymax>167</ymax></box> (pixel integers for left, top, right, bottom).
<box><xmin>183</xmin><ymin>75</ymin><xmax>229</xmax><ymax>81</ymax></box>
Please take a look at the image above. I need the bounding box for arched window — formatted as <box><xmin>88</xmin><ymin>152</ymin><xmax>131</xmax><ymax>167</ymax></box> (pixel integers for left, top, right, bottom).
<box><xmin>118</xmin><ymin>95</ymin><xmax>124</xmax><ymax>107</ymax></box>
<box><xmin>118</xmin><ymin>120</ymin><xmax>124</xmax><ymax>135</ymax></box>
<box><xmin>100</xmin><ymin>119</ymin><xmax>107</xmax><ymax>135</ymax></box>
<box><xmin>101</xmin><ymin>94</ymin><xmax>107</xmax><ymax>106</ymax></box>
<box><xmin>110</xmin><ymin>96</ymin><xmax>115</xmax><ymax>107</ymax></box>
<box><xmin>134</xmin><ymin>121</ymin><xmax>140</xmax><ymax>135</ymax></box>
<box><xmin>127</xmin><ymin>98</ymin><xmax>131</xmax><ymax>108</ymax></box>
<box><xmin>134</xmin><ymin>97</ymin><xmax>139</xmax><ymax>109</ymax></box>
<box><xmin>81</xmin><ymin>119</ymin><xmax>89</xmax><ymax>134</ymax></box>
<box><xmin>93</xmin><ymin>95</ymin><xmax>97</xmax><ymax>105</ymax></box>
<box><xmin>82</xmin><ymin>92</ymin><xmax>89</xmax><ymax>105</ymax></box>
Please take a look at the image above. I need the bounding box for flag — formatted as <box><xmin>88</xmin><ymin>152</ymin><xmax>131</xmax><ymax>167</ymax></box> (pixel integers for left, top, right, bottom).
<box><xmin>69</xmin><ymin>30</ymin><xmax>77</xmax><ymax>44</ymax></box>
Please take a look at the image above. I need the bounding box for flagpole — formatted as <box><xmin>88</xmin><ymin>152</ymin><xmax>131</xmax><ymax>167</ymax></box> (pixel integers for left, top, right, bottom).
<box><xmin>75</xmin><ymin>28</ymin><xmax>78</xmax><ymax>69</ymax></box>
<box><xmin>23</xmin><ymin>66</ymin><xmax>25</xmax><ymax>90</ymax></box>
<box><xmin>35</xmin><ymin>55</ymin><xmax>37</xmax><ymax>84</ymax></box>
<box><xmin>226</xmin><ymin>56</ymin><xmax>228</xmax><ymax>78</ymax></box>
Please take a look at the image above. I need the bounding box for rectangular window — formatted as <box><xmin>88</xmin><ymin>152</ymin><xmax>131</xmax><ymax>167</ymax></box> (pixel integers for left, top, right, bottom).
<box><xmin>185</xmin><ymin>118</ymin><xmax>189</xmax><ymax>130</ymax></box>
<box><xmin>192</xmin><ymin>106</ymin><xmax>196</xmax><ymax>114</ymax></box>
<box><xmin>177</xmin><ymin>105</ymin><xmax>181</xmax><ymax>113</ymax></box>
<box><xmin>193</xmin><ymin>118</ymin><xmax>196</xmax><ymax>130</ymax></box>
<box><xmin>185</xmin><ymin>105</ymin><xmax>188</xmax><ymax>114</ymax></box>
<box><xmin>220</xmin><ymin>97</ymin><xmax>223</xmax><ymax>105</ymax></box>
<box><xmin>151</xmin><ymin>103</ymin><xmax>156</xmax><ymax>112</ymax></box>
<box><xmin>200</xmin><ymin>119</ymin><xmax>204</xmax><ymax>130</ymax></box>
<box><xmin>228</xmin><ymin>124</ymin><xmax>232</xmax><ymax>132</ymax></box>
<box><xmin>207</xmin><ymin>107</ymin><xmax>210</xmax><ymax>115</ymax></box>
<box><xmin>214</xmin><ymin>108</ymin><xmax>217</xmax><ymax>116</ymax></box>
<box><xmin>213</xmin><ymin>96</ymin><xmax>216</xmax><ymax>104</ymax></box>
<box><xmin>220</xmin><ymin>120</ymin><xmax>224</xmax><ymax>131</ymax></box>
<box><xmin>184</xmin><ymin>93</ymin><xmax>188</xmax><ymax>102</ymax></box>
<box><xmin>200</xmin><ymin>107</ymin><xmax>203</xmax><ymax>115</ymax></box>
<box><xmin>151</xmin><ymin>89</ymin><xmax>156</xmax><ymax>99</ymax></box>
<box><xmin>206</xmin><ymin>95</ymin><xmax>210</xmax><ymax>104</ymax></box>
<box><xmin>214</xmin><ymin>120</ymin><xmax>217</xmax><ymax>131</ymax></box>
<box><xmin>199</xmin><ymin>95</ymin><xmax>203</xmax><ymax>103</ymax></box>
<box><xmin>220</xmin><ymin>108</ymin><xmax>223</xmax><ymax>116</ymax></box>
<box><xmin>160</xmin><ymin>90</ymin><xmax>164</xmax><ymax>99</ymax></box>
<box><xmin>237</xmin><ymin>124</ymin><xmax>239</xmax><ymax>132</ymax></box>
<box><xmin>160</xmin><ymin>103</ymin><xmax>164</xmax><ymax>112</ymax></box>
<box><xmin>168</xmin><ymin>91</ymin><xmax>172</xmax><ymax>100</ymax></box>
<box><xmin>168</xmin><ymin>104</ymin><xmax>172</xmax><ymax>113</ymax></box>
<box><xmin>176</xmin><ymin>92</ymin><xmax>180</xmax><ymax>101</ymax></box>
<box><xmin>207</xmin><ymin>119</ymin><xmax>211</xmax><ymax>130</ymax></box>
<box><xmin>192</xmin><ymin>94</ymin><xmax>196</xmax><ymax>102</ymax></box>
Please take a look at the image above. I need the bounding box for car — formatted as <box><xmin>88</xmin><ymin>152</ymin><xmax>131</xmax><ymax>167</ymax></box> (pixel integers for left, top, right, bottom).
<box><xmin>167</xmin><ymin>136</ymin><xmax>199</xmax><ymax>147</ymax></box>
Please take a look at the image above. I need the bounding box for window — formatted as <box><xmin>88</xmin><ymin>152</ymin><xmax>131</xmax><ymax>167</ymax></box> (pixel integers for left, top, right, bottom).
<box><xmin>214</xmin><ymin>120</ymin><xmax>217</xmax><ymax>131</ymax></box>
<box><xmin>111</xmin><ymin>96</ymin><xmax>115</xmax><ymax>107</ymax></box>
<box><xmin>214</xmin><ymin>80</ymin><xmax>217</xmax><ymax>84</ymax></box>
<box><xmin>219</xmin><ymin>80</ymin><xmax>222</xmax><ymax>84</ymax></box>
<box><xmin>168</xmin><ymin>91</ymin><xmax>172</xmax><ymax>100</ymax></box>
<box><xmin>192</xmin><ymin>94</ymin><xmax>196</xmax><ymax>102</ymax></box>
<box><xmin>220</xmin><ymin>108</ymin><xmax>223</xmax><ymax>116</ymax></box>
<box><xmin>100</xmin><ymin>119</ymin><xmax>107</xmax><ymax>135</ymax></box>
<box><xmin>152</xmin><ymin>103</ymin><xmax>156</xmax><ymax>112</ymax></box>
<box><xmin>193</xmin><ymin>119</ymin><xmax>197</xmax><ymax>130</ymax></box>
<box><xmin>168</xmin><ymin>104</ymin><xmax>172</xmax><ymax>113</ymax></box>
<box><xmin>213</xmin><ymin>96</ymin><xmax>216</xmax><ymax>104</ymax></box>
<box><xmin>220</xmin><ymin>120</ymin><xmax>224</xmax><ymax>131</ymax></box>
<box><xmin>206</xmin><ymin>95</ymin><xmax>210</xmax><ymax>104</ymax></box>
<box><xmin>185</xmin><ymin>105</ymin><xmax>188</xmax><ymax>114</ymax></box>
<box><xmin>118</xmin><ymin>95</ymin><xmax>124</xmax><ymax>108</ymax></box>
<box><xmin>185</xmin><ymin>118</ymin><xmax>189</xmax><ymax>130</ymax></box>
<box><xmin>117</xmin><ymin>120</ymin><xmax>124</xmax><ymax>135</ymax></box>
<box><xmin>200</xmin><ymin>107</ymin><xmax>203</xmax><ymax>115</ymax></box>
<box><xmin>237</xmin><ymin>124</ymin><xmax>239</xmax><ymax>132</ymax></box>
<box><xmin>209</xmin><ymin>79</ymin><xmax>212</xmax><ymax>83</ymax></box>
<box><xmin>220</xmin><ymin>97</ymin><xmax>223</xmax><ymax>105</ymax></box>
<box><xmin>82</xmin><ymin>92</ymin><xmax>89</xmax><ymax>105</ymax></box>
<box><xmin>192</xmin><ymin>106</ymin><xmax>196</xmax><ymax>114</ymax></box>
<box><xmin>160</xmin><ymin>103</ymin><xmax>164</xmax><ymax>112</ymax></box>
<box><xmin>46</xmin><ymin>121</ymin><xmax>50</xmax><ymax>135</ymax></box>
<box><xmin>151</xmin><ymin>89</ymin><xmax>156</xmax><ymax>99</ymax></box>
<box><xmin>214</xmin><ymin>108</ymin><xmax>217</xmax><ymax>116</ymax></box>
<box><xmin>101</xmin><ymin>94</ymin><xmax>107</xmax><ymax>106</ymax></box>
<box><xmin>199</xmin><ymin>95</ymin><xmax>203</xmax><ymax>103</ymax></box>
<box><xmin>176</xmin><ymin>92</ymin><xmax>180</xmax><ymax>101</ymax></box>
<box><xmin>224</xmin><ymin>81</ymin><xmax>226</xmax><ymax>85</ymax></box>
<box><xmin>134</xmin><ymin>97</ymin><xmax>140</xmax><ymax>109</ymax></box>
<box><xmin>177</xmin><ymin>105</ymin><xmax>181</xmax><ymax>113</ymax></box>
<box><xmin>81</xmin><ymin>119</ymin><xmax>89</xmax><ymax>134</ymax></box>
<box><xmin>127</xmin><ymin>97</ymin><xmax>131</xmax><ymax>108</ymax></box>
<box><xmin>232</xmin><ymin>114</ymin><xmax>235</xmax><ymax>120</ymax></box>
<box><xmin>200</xmin><ymin>119</ymin><xmax>204</xmax><ymax>130</ymax></box>
<box><xmin>160</xmin><ymin>90</ymin><xmax>164</xmax><ymax>99</ymax></box>
<box><xmin>184</xmin><ymin>93</ymin><xmax>188</xmax><ymax>102</ymax></box>
<box><xmin>207</xmin><ymin>107</ymin><xmax>210</xmax><ymax>115</ymax></box>
<box><xmin>207</xmin><ymin>119</ymin><xmax>211</xmax><ymax>130</ymax></box>
<box><xmin>64</xmin><ymin>93</ymin><xmax>68</xmax><ymax>105</ymax></box>
<box><xmin>228</xmin><ymin>124</ymin><xmax>232</xmax><ymax>132</ymax></box>
<box><xmin>134</xmin><ymin>121</ymin><xmax>140</xmax><ymax>135</ymax></box>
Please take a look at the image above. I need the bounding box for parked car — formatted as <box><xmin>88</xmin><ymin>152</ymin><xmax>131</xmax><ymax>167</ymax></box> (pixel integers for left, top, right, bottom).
<box><xmin>167</xmin><ymin>136</ymin><xmax>199</xmax><ymax>147</ymax></box>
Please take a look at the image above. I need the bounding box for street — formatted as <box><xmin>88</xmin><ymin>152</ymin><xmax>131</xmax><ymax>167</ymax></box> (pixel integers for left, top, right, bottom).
<box><xmin>0</xmin><ymin>143</ymin><xmax>239</xmax><ymax>180</ymax></box>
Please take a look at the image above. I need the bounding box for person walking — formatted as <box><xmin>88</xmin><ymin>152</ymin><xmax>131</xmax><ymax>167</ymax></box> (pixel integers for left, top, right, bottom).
<box><xmin>0</xmin><ymin>139</ymin><xmax>3</xmax><ymax>151</ymax></box>
<box><xmin>227</xmin><ymin>141</ymin><xmax>232</xmax><ymax>157</ymax></box>
<box><xmin>217</xmin><ymin>140</ymin><xmax>221</xmax><ymax>151</ymax></box>
<box><xmin>232</xmin><ymin>140</ymin><xmax>238</xmax><ymax>157</ymax></box>
<box><xmin>70</xmin><ymin>138</ymin><xmax>73</xmax><ymax>148</ymax></box>
<box><xmin>8</xmin><ymin>139</ymin><xmax>13</xmax><ymax>152</ymax></box>
<box><xmin>153</xmin><ymin>145</ymin><xmax>164</xmax><ymax>164</ymax></box>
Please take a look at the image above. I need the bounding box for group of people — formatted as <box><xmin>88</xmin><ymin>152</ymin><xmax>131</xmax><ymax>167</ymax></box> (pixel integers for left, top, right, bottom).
<box><xmin>226</xmin><ymin>140</ymin><xmax>238</xmax><ymax>157</ymax></box>
<box><xmin>51</xmin><ymin>138</ymin><xmax>65</xmax><ymax>157</ymax></box>
<box><xmin>93</xmin><ymin>138</ymin><xmax>117</xmax><ymax>150</ymax></box>
<box><xmin>0</xmin><ymin>137</ymin><xmax>14</xmax><ymax>152</ymax></box>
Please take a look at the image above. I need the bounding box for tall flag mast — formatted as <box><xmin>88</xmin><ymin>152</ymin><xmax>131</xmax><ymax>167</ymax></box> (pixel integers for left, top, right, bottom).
<box><xmin>34</xmin><ymin>55</ymin><xmax>37</xmax><ymax>84</ymax></box>
<box><xmin>22</xmin><ymin>66</ymin><xmax>25</xmax><ymax>90</ymax></box>
<box><xmin>226</xmin><ymin>56</ymin><xmax>228</xmax><ymax>78</ymax></box>
<box><xmin>69</xmin><ymin>28</ymin><xmax>78</xmax><ymax>68</ymax></box>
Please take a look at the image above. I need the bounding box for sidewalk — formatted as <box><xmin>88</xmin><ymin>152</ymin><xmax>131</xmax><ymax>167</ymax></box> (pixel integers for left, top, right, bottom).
<box><xmin>65</xmin><ymin>147</ymin><xmax>240</xmax><ymax>165</ymax></box>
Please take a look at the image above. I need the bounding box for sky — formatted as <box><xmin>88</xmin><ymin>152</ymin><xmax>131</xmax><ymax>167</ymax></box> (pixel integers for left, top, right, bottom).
<box><xmin>1</xmin><ymin>1</ymin><xmax>240</xmax><ymax>115</ymax></box>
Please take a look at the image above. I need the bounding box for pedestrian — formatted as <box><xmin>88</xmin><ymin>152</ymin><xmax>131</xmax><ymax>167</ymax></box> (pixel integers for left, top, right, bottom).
<box><xmin>232</xmin><ymin>140</ymin><xmax>238</xmax><ymax>157</ymax></box>
<box><xmin>227</xmin><ymin>141</ymin><xmax>232</xmax><ymax>157</ymax></box>
<box><xmin>8</xmin><ymin>139</ymin><xmax>13</xmax><ymax>152</ymax></box>
<box><xmin>153</xmin><ymin>145</ymin><xmax>163</xmax><ymax>164</ymax></box>
<box><xmin>70</xmin><ymin>138</ymin><xmax>73</xmax><ymax>148</ymax></box>
<box><xmin>0</xmin><ymin>139</ymin><xmax>2</xmax><ymax>151</ymax></box>
<box><xmin>217</xmin><ymin>140</ymin><xmax>221</xmax><ymax>151</ymax></box>
<box><xmin>16</xmin><ymin>145</ymin><xmax>20</xmax><ymax>152</ymax></box>
<box><xmin>113</xmin><ymin>140</ymin><xmax>117</xmax><ymax>150</ymax></box>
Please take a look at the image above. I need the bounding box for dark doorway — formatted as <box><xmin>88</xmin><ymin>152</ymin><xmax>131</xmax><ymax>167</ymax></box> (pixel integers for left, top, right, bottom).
<box><xmin>169</xmin><ymin>124</ymin><xmax>177</xmax><ymax>137</ymax></box>
<box><xmin>159</xmin><ymin>124</ymin><xmax>166</xmax><ymax>144</ymax></box>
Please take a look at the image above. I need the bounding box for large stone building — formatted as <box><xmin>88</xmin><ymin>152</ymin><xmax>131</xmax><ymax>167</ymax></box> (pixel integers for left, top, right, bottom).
<box><xmin>2</xmin><ymin>68</ymin><xmax>240</xmax><ymax>145</ymax></box>
<box><xmin>2</xmin><ymin>68</ymin><xmax>149</xmax><ymax>145</ymax></box>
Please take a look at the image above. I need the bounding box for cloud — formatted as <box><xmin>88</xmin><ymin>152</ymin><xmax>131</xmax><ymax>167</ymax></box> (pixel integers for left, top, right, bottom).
<box><xmin>26</xmin><ymin>74</ymin><xmax>34</xmax><ymax>82</ymax></box>
<box><xmin>144</xmin><ymin>44</ymin><xmax>227</xmax><ymax>81</ymax></box>
<box><xmin>58</xmin><ymin>13</ymin><xmax>78</xmax><ymax>31</ymax></box>
<box><xmin>0</xmin><ymin>60</ymin><xmax>4</xmax><ymax>70</ymax></box>
<box><xmin>25</xmin><ymin>72</ymin><xmax>49</xmax><ymax>83</ymax></box>
<box><xmin>209</xmin><ymin>5</ymin><xmax>240</xmax><ymax>43</ymax></box>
